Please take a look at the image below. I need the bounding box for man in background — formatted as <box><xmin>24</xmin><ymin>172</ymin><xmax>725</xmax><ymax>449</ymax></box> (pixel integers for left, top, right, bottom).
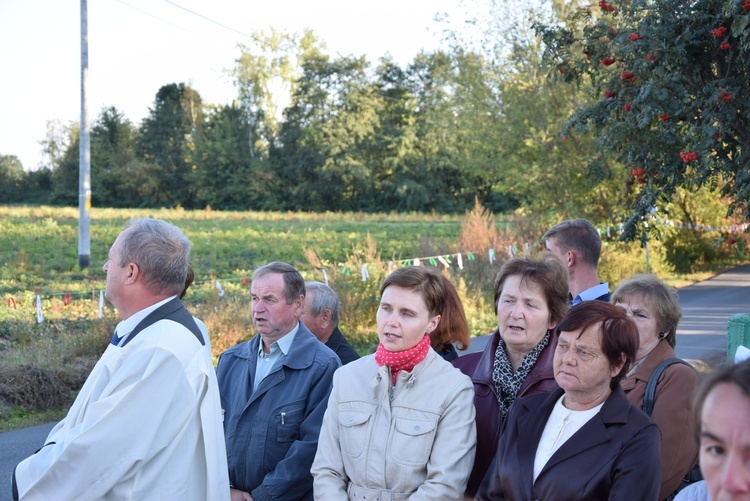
<box><xmin>543</xmin><ymin>218</ymin><xmax>610</xmax><ymax>305</ymax></box>
<box><xmin>301</xmin><ymin>281</ymin><xmax>360</xmax><ymax>365</ymax></box>
<box><xmin>13</xmin><ymin>218</ymin><xmax>229</xmax><ymax>500</ymax></box>
<box><xmin>217</xmin><ymin>262</ymin><xmax>340</xmax><ymax>501</ymax></box>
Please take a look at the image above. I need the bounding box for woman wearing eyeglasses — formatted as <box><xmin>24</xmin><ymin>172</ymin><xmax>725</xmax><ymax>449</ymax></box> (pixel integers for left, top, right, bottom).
<box><xmin>476</xmin><ymin>301</ymin><xmax>661</xmax><ymax>500</ymax></box>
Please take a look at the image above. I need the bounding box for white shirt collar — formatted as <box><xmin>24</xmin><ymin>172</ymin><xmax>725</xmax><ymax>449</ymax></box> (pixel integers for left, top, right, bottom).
<box><xmin>574</xmin><ymin>282</ymin><xmax>610</xmax><ymax>304</ymax></box>
<box><xmin>115</xmin><ymin>296</ymin><xmax>177</xmax><ymax>343</ymax></box>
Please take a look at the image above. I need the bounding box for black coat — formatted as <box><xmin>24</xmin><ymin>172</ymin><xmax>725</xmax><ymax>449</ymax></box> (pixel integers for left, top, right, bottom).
<box><xmin>325</xmin><ymin>327</ymin><xmax>360</xmax><ymax>366</ymax></box>
<box><xmin>477</xmin><ymin>386</ymin><xmax>661</xmax><ymax>500</ymax></box>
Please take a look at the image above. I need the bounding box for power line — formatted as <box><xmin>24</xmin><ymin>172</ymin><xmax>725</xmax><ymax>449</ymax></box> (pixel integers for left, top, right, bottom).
<box><xmin>115</xmin><ymin>0</ymin><xmax>197</xmax><ymax>34</ymax></box>
<box><xmin>161</xmin><ymin>0</ymin><xmax>254</xmax><ymax>39</ymax></box>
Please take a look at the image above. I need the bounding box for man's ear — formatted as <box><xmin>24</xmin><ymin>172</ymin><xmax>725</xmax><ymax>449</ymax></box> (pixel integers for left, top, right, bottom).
<box><xmin>292</xmin><ymin>295</ymin><xmax>305</xmax><ymax>317</ymax></box>
<box><xmin>565</xmin><ymin>250</ymin><xmax>576</xmax><ymax>267</ymax></box>
<box><xmin>126</xmin><ymin>263</ymin><xmax>140</xmax><ymax>285</ymax></box>
<box><xmin>320</xmin><ymin>308</ymin><xmax>332</xmax><ymax>329</ymax></box>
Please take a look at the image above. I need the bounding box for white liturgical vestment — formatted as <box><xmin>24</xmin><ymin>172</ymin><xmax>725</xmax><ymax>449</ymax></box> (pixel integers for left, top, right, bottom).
<box><xmin>13</xmin><ymin>298</ymin><xmax>229</xmax><ymax>501</ymax></box>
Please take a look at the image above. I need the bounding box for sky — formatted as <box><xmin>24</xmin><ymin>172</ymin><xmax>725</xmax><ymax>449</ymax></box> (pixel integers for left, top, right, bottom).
<box><xmin>0</xmin><ymin>0</ymin><xmax>468</xmax><ymax>171</ymax></box>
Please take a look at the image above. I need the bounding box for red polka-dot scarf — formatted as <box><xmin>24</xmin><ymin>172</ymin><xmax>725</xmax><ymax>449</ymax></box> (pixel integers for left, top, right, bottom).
<box><xmin>375</xmin><ymin>334</ymin><xmax>431</xmax><ymax>385</ymax></box>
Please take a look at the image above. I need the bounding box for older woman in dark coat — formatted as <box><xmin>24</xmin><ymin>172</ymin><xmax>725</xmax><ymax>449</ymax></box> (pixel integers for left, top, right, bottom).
<box><xmin>453</xmin><ymin>255</ymin><xmax>569</xmax><ymax>496</ymax></box>
<box><xmin>477</xmin><ymin>301</ymin><xmax>661</xmax><ymax>500</ymax></box>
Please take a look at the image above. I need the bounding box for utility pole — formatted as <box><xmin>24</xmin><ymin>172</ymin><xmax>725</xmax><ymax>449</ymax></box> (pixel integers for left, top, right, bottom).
<box><xmin>78</xmin><ymin>0</ymin><xmax>91</xmax><ymax>268</ymax></box>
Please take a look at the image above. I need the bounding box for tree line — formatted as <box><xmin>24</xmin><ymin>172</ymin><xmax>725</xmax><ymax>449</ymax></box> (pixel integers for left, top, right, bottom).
<box><xmin>1</xmin><ymin>0</ymin><xmax>746</xmax><ymax>238</ymax></box>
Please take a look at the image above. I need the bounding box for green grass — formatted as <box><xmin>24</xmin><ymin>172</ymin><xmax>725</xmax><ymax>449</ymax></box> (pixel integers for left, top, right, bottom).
<box><xmin>0</xmin><ymin>406</ymin><xmax>68</xmax><ymax>434</ymax></box>
<box><xmin>0</xmin><ymin>205</ymin><xmax>746</xmax><ymax>432</ymax></box>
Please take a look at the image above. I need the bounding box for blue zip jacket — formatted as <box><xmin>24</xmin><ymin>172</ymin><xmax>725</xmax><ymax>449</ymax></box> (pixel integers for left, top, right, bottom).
<box><xmin>217</xmin><ymin>322</ymin><xmax>340</xmax><ymax>501</ymax></box>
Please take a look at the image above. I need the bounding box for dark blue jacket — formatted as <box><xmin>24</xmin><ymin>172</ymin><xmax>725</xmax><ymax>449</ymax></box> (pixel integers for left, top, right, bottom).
<box><xmin>217</xmin><ymin>322</ymin><xmax>340</xmax><ymax>501</ymax></box>
<box><xmin>325</xmin><ymin>327</ymin><xmax>360</xmax><ymax>365</ymax></box>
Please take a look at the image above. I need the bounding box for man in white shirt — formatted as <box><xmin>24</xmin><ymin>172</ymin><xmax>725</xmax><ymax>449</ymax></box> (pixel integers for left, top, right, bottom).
<box><xmin>12</xmin><ymin>218</ymin><xmax>229</xmax><ymax>501</ymax></box>
<box><xmin>543</xmin><ymin>219</ymin><xmax>611</xmax><ymax>305</ymax></box>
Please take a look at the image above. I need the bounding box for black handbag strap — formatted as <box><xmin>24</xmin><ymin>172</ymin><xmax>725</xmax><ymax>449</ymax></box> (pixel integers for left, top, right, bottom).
<box><xmin>643</xmin><ymin>357</ymin><xmax>695</xmax><ymax>416</ymax></box>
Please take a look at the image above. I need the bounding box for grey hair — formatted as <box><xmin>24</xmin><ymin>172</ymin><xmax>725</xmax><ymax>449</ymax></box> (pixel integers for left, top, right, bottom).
<box><xmin>118</xmin><ymin>218</ymin><xmax>190</xmax><ymax>296</ymax></box>
<box><xmin>543</xmin><ymin>218</ymin><xmax>602</xmax><ymax>267</ymax></box>
<box><xmin>305</xmin><ymin>281</ymin><xmax>340</xmax><ymax>326</ymax></box>
<box><xmin>253</xmin><ymin>262</ymin><xmax>305</xmax><ymax>304</ymax></box>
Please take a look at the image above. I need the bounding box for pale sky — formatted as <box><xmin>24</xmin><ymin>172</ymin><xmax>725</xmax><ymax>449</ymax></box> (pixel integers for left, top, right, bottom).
<box><xmin>0</xmin><ymin>0</ymin><xmax>469</xmax><ymax>170</ymax></box>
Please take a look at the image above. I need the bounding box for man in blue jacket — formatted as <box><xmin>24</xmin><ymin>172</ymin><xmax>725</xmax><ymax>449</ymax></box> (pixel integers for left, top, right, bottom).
<box><xmin>217</xmin><ymin>262</ymin><xmax>340</xmax><ymax>501</ymax></box>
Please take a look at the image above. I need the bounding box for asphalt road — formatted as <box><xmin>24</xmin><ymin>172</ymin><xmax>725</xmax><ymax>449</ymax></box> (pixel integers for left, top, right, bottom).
<box><xmin>460</xmin><ymin>264</ymin><xmax>750</xmax><ymax>369</ymax></box>
<box><xmin>1</xmin><ymin>264</ymin><xmax>749</xmax><ymax>499</ymax></box>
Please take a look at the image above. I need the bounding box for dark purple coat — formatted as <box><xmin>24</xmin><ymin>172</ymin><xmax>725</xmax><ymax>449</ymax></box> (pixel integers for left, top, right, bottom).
<box><xmin>475</xmin><ymin>386</ymin><xmax>661</xmax><ymax>500</ymax></box>
<box><xmin>452</xmin><ymin>329</ymin><xmax>560</xmax><ymax>496</ymax></box>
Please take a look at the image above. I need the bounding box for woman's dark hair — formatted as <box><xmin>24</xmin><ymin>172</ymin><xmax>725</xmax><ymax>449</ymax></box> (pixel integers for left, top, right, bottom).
<box><xmin>556</xmin><ymin>301</ymin><xmax>639</xmax><ymax>389</ymax></box>
<box><xmin>493</xmin><ymin>255</ymin><xmax>569</xmax><ymax>327</ymax></box>
<box><xmin>692</xmin><ymin>359</ymin><xmax>750</xmax><ymax>441</ymax></box>
<box><xmin>380</xmin><ymin>266</ymin><xmax>470</xmax><ymax>351</ymax></box>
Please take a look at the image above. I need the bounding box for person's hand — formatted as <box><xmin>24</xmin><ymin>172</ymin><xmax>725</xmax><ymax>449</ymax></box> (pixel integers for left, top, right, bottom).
<box><xmin>230</xmin><ymin>487</ymin><xmax>253</xmax><ymax>501</ymax></box>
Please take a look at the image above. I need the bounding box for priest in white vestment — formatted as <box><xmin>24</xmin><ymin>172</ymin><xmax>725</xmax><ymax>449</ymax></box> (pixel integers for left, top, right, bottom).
<box><xmin>12</xmin><ymin>218</ymin><xmax>229</xmax><ymax>501</ymax></box>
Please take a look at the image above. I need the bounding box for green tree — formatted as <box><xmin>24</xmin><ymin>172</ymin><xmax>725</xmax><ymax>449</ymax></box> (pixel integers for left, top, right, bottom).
<box><xmin>19</xmin><ymin>167</ymin><xmax>54</xmax><ymax>204</ymax></box>
<box><xmin>384</xmin><ymin>51</ymin><xmax>473</xmax><ymax>212</ymax></box>
<box><xmin>232</xmin><ymin>29</ymin><xmax>324</xmax><ymax>156</ymax></box>
<box><xmin>90</xmin><ymin>106</ymin><xmax>138</xmax><ymax>207</ymax></box>
<box><xmin>192</xmin><ymin>103</ymin><xmax>275</xmax><ymax>209</ymax></box>
<box><xmin>48</xmin><ymin>124</ymin><xmax>80</xmax><ymax>206</ymax></box>
<box><xmin>275</xmin><ymin>52</ymin><xmax>383</xmax><ymax>210</ymax></box>
<box><xmin>436</xmin><ymin>0</ymin><xmax>629</xmax><ymax>227</ymax></box>
<box><xmin>535</xmin><ymin>0</ymin><xmax>750</xmax><ymax>238</ymax></box>
<box><xmin>0</xmin><ymin>154</ymin><xmax>24</xmax><ymax>203</ymax></box>
<box><xmin>137</xmin><ymin>83</ymin><xmax>203</xmax><ymax>207</ymax></box>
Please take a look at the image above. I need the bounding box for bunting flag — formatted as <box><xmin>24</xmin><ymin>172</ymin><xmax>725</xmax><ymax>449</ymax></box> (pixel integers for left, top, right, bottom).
<box><xmin>36</xmin><ymin>294</ymin><xmax>43</xmax><ymax>324</ymax></box>
<box><xmin>12</xmin><ymin>217</ymin><xmax>749</xmax><ymax>317</ymax></box>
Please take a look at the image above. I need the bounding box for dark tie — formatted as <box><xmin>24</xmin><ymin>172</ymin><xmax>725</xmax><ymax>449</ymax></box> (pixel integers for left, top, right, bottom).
<box><xmin>111</xmin><ymin>330</ymin><xmax>124</xmax><ymax>346</ymax></box>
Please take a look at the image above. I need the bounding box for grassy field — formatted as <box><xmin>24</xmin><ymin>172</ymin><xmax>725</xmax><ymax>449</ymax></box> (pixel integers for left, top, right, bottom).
<box><xmin>0</xmin><ymin>205</ymin><xmax>746</xmax><ymax>432</ymax></box>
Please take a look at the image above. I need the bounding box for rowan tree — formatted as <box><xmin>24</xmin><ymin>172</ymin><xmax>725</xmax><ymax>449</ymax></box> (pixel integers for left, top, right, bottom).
<box><xmin>535</xmin><ymin>0</ymin><xmax>750</xmax><ymax>239</ymax></box>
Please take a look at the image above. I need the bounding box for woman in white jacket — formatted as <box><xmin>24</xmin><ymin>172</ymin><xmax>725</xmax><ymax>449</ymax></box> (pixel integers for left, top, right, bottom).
<box><xmin>312</xmin><ymin>266</ymin><xmax>477</xmax><ymax>500</ymax></box>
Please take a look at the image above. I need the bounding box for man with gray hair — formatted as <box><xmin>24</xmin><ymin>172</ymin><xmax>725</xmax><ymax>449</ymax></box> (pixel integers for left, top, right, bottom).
<box><xmin>12</xmin><ymin>218</ymin><xmax>229</xmax><ymax>500</ymax></box>
<box><xmin>301</xmin><ymin>281</ymin><xmax>360</xmax><ymax>365</ymax></box>
<box><xmin>543</xmin><ymin>218</ymin><xmax>611</xmax><ymax>305</ymax></box>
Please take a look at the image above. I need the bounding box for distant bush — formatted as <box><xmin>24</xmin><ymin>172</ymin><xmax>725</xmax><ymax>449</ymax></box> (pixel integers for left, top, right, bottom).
<box><xmin>665</xmin><ymin>228</ymin><xmax>749</xmax><ymax>274</ymax></box>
